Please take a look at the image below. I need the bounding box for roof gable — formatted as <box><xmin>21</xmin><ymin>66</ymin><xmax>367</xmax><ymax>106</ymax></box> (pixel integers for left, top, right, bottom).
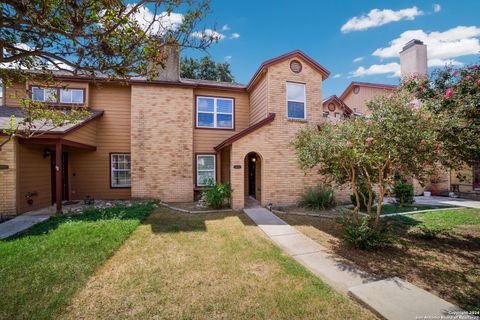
<box><xmin>322</xmin><ymin>95</ymin><xmax>353</xmax><ymax>115</ymax></box>
<box><xmin>339</xmin><ymin>81</ymin><xmax>396</xmax><ymax>101</ymax></box>
<box><xmin>247</xmin><ymin>50</ymin><xmax>330</xmax><ymax>91</ymax></box>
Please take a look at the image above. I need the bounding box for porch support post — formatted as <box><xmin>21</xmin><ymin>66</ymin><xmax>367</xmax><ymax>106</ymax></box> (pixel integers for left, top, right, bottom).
<box><xmin>55</xmin><ymin>141</ymin><xmax>62</xmax><ymax>213</ymax></box>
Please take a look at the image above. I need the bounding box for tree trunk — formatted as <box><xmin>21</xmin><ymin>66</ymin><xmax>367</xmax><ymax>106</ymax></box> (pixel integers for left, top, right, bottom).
<box><xmin>351</xmin><ymin>165</ymin><xmax>360</xmax><ymax>224</ymax></box>
<box><xmin>375</xmin><ymin>167</ymin><xmax>388</xmax><ymax>227</ymax></box>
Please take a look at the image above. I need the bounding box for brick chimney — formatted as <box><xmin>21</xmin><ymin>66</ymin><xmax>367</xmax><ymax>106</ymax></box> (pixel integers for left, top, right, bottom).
<box><xmin>151</xmin><ymin>45</ymin><xmax>180</xmax><ymax>82</ymax></box>
<box><xmin>400</xmin><ymin>39</ymin><xmax>428</xmax><ymax>78</ymax></box>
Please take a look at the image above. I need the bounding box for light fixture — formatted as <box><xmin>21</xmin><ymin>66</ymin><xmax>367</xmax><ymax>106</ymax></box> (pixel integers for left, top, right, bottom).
<box><xmin>42</xmin><ymin>149</ymin><xmax>53</xmax><ymax>159</ymax></box>
<box><xmin>251</xmin><ymin>157</ymin><xmax>256</xmax><ymax>163</ymax></box>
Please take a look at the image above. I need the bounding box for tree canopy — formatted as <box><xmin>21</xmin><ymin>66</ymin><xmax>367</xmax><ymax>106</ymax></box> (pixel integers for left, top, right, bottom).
<box><xmin>181</xmin><ymin>56</ymin><xmax>234</xmax><ymax>82</ymax></box>
<box><xmin>1</xmin><ymin>0</ymin><xmax>216</xmax><ymax>80</ymax></box>
<box><xmin>403</xmin><ymin>63</ymin><xmax>480</xmax><ymax>167</ymax></box>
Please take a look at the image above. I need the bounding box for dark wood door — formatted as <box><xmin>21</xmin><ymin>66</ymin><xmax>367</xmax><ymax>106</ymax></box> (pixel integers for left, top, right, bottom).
<box><xmin>51</xmin><ymin>152</ymin><xmax>69</xmax><ymax>204</ymax></box>
<box><xmin>248</xmin><ymin>154</ymin><xmax>256</xmax><ymax>197</ymax></box>
<box><xmin>474</xmin><ymin>164</ymin><xmax>480</xmax><ymax>190</ymax></box>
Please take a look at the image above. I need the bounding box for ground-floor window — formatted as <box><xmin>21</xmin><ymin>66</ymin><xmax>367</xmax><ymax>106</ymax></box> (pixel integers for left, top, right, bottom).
<box><xmin>110</xmin><ymin>153</ymin><xmax>131</xmax><ymax>188</ymax></box>
<box><xmin>196</xmin><ymin>154</ymin><xmax>216</xmax><ymax>187</ymax></box>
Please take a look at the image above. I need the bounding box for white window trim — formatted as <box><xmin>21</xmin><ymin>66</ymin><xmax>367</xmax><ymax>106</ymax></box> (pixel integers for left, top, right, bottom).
<box><xmin>196</xmin><ymin>96</ymin><xmax>234</xmax><ymax>129</ymax></box>
<box><xmin>286</xmin><ymin>82</ymin><xmax>307</xmax><ymax>120</ymax></box>
<box><xmin>110</xmin><ymin>153</ymin><xmax>131</xmax><ymax>188</ymax></box>
<box><xmin>196</xmin><ymin>154</ymin><xmax>216</xmax><ymax>187</ymax></box>
<box><xmin>32</xmin><ymin>87</ymin><xmax>56</xmax><ymax>103</ymax></box>
<box><xmin>60</xmin><ymin>88</ymin><xmax>84</xmax><ymax>104</ymax></box>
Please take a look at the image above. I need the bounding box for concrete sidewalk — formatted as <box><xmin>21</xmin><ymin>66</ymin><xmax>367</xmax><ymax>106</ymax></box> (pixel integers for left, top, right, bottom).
<box><xmin>389</xmin><ymin>196</ymin><xmax>480</xmax><ymax>209</ymax></box>
<box><xmin>244</xmin><ymin>207</ymin><xmax>373</xmax><ymax>293</ymax></box>
<box><xmin>244</xmin><ymin>207</ymin><xmax>471</xmax><ymax>320</ymax></box>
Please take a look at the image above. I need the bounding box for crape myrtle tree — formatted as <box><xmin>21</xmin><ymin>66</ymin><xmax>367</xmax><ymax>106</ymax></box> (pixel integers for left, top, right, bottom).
<box><xmin>0</xmin><ymin>0</ymin><xmax>217</xmax><ymax>149</ymax></box>
<box><xmin>292</xmin><ymin>88</ymin><xmax>440</xmax><ymax>227</ymax></box>
<box><xmin>403</xmin><ymin>63</ymin><xmax>480</xmax><ymax>168</ymax></box>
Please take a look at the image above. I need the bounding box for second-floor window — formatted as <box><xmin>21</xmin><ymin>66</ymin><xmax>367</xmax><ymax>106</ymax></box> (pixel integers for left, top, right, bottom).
<box><xmin>32</xmin><ymin>87</ymin><xmax>57</xmax><ymax>103</ymax></box>
<box><xmin>32</xmin><ymin>87</ymin><xmax>85</xmax><ymax>105</ymax></box>
<box><xmin>196</xmin><ymin>96</ymin><xmax>234</xmax><ymax>129</ymax></box>
<box><xmin>60</xmin><ymin>89</ymin><xmax>84</xmax><ymax>104</ymax></box>
<box><xmin>286</xmin><ymin>82</ymin><xmax>306</xmax><ymax>119</ymax></box>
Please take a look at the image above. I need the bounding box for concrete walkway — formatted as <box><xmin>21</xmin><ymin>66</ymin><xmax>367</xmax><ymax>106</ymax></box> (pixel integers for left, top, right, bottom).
<box><xmin>244</xmin><ymin>207</ymin><xmax>373</xmax><ymax>293</ymax></box>
<box><xmin>0</xmin><ymin>209</ymin><xmax>52</xmax><ymax>240</ymax></box>
<box><xmin>0</xmin><ymin>202</ymin><xmax>83</xmax><ymax>240</ymax></box>
<box><xmin>244</xmin><ymin>207</ymin><xmax>471</xmax><ymax>320</ymax></box>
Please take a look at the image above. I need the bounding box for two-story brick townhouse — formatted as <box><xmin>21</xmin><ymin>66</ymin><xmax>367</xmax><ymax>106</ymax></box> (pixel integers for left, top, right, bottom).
<box><xmin>0</xmin><ymin>49</ymin><xmax>335</xmax><ymax>215</ymax></box>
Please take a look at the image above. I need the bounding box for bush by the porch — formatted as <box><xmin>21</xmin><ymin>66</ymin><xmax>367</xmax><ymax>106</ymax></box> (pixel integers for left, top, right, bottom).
<box><xmin>201</xmin><ymin>179</ymin><xmax>233</xmax><ymax>209</ymax></box>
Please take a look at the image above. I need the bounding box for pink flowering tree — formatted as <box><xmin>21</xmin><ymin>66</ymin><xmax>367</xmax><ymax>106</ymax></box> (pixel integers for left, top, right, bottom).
<box><xmin>403</xmin><ymin>63</ymin><xmax>480</xmax><ymax>167</ymax></box>
<box><xmin>292</xmin><ymin>88</ymin><xmax>439</xmax><ymax>227</ymax></box>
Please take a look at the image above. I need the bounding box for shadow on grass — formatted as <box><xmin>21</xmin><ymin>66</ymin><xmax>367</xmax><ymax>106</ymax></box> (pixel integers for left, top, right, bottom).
<box><xmin>146</xmin><ymin>207</ymin><xmax>256</xmax><ymax>233</ymax></box>
<box><xmin>275</xmin><ymin>211</ymin><xmax>480</xmax><ymax>311</ymax></box>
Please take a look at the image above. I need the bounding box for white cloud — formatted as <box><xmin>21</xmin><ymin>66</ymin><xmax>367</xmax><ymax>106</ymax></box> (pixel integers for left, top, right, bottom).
<box><xmin>433</xmin><ymin>4</ymin><xmax>441</xmax><ymax>12</ymax></box>
<box><xmin>372</xmin><ymin>26</ymin><xmax>480</xmax><ymax>61</ymax></box>
<box><xmin>353</xmin><ymin>57</ymin><xmax>364</xmax><ymax>63</ymax></box>
<box><xmin>341</xmin><ymin>6</ymin><xmax>424</xmax><ymax>33</ymax></box>
<box><xmin>333</xmin><ymin>74</ymin><xmax>342</xmax><ymax>78</ymax></box>
<box><xmin>230</xmin><ymin>33</ymin><xmax>240</xmax><ymax>39</ymax></box>
<box><xmin>224</xmin><ymin>55</ymin><xmax>232</xmax><ymax>62</ymax></box>
<box><xmin>191</xmin><ymin>29</ymin><xmax>226</xmax><ymax>40</ymax></box>
<box><xmin>428</xmin><ymin>58</ymin><xmax>463</xmax><ymax>67</ymax></box>
<box><xmin>128</xmin><ymin>5</ymin><xmax>183</xmax><ymax>34</ymax></box>
<box><xmin>350</xmin><ymin>62</ymin><xmax>401</xmax><ymax>77</ymax></box>
<box><xmin>221</xmin><ymin>24</ymin><xmax>230</xmax><ymax>31</ymax></box>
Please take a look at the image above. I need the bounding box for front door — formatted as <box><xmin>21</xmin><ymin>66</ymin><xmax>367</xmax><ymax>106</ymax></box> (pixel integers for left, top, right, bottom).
<box><xmin>248</xmin><ymin>153</ymin><xmax>256</xmax><ymax>198</ymax></box>
<box><xmin>51</xmin><ymin>152</ymin><xmax>69</xmax><ymax>204</ymax></box>
<box><xmin>474</xmin><ymin>164</ymin><xmax>480</xmax><ymax>190</ymax></box>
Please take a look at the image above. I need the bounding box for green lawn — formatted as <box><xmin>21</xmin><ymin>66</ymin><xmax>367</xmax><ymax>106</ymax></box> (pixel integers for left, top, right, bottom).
<box><xmin>388</xmin><ymin>208</ymin><xmax>480</xmax><ymax>230</ymax></box>
<box><xmin>59</xmin><ymin>207</ymin><xmax>373</xmax><ymax>319</ymax></box>
<box><xmin>0</xmin><ymin>202</ymin><xmax>156</xmax><ymax>320</ymax></box>
<box><xmin>373</xmin><ymin>203</ymin><xmax>455</xmax><ymax>215</ymax></box>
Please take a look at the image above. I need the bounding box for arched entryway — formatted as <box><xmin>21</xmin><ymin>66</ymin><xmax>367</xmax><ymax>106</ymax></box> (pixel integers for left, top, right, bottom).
<box><xmin>244</xmin><ymin>152</ymin><xmax>262</xmax><ymax>207</ymax></box>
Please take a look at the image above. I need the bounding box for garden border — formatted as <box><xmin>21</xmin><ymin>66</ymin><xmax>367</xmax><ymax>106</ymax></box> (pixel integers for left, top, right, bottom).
<box><xmin>159</xmin><ymin>201</ymin><xmax>235</xmax><ymax>214</ymax></box>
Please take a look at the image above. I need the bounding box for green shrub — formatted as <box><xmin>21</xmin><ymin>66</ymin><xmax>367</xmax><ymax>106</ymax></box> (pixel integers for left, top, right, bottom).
<box><xmin>201</xmin><ymin>179</ymin><xmax>233</xmax><ymax>209</ymax></box>
<box><xmin>341</xmin><ymin>217</ymin><xmax>392</xmax><ymax>250</ymax></box>
<box><xmin>415</xmin><ymin>225</ymin><xmax>448</xmax><ymax>239</ymax></box>
<box><xmin>298</xmin><ymin>185</ymin><xmax>335</xmax><ymax>210</ymax></box>
<box><xmin>350</xmin><ymin>184</ymin><xmax>376</xmax><ymax>211</ymax></box>
<box><xmin>394</xmin><ymin>181</ymin><xmax>415</xmax><ymax>207</ymax></box>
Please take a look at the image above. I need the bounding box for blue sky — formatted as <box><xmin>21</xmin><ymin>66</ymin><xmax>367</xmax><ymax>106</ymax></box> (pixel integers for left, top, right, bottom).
<box><xmin>182</xmin><ymin>1</ymin><xmax>480</xmax><ymax>97</ymax></box>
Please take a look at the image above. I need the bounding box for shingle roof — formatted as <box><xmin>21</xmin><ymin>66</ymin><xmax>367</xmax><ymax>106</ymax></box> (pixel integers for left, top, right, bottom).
<box><xmin>0</xmin><ymin>105</ymin><xmax>103</xmax><ymax>134</ymax></box>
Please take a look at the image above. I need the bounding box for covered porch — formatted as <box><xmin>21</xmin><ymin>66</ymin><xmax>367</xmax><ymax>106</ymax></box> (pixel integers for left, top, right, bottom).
<box><xmin>18</xmin><ymin>137</ymin><xmax>97</xmax><ymax>213</ymax></box>
<box><xmin>215</xmin><ymin>114</ymin><xmax>275</xmax><ymax>209</ymax></box>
